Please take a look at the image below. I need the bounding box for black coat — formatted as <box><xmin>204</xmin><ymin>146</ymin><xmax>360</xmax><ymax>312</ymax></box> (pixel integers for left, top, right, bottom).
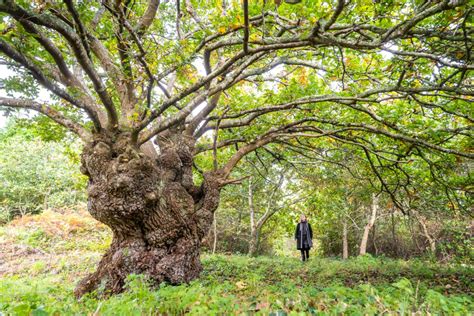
<box><xmin>295</xmin><ymin>222</ymin><xmax>313</xmax><ymax>250</ymax></box>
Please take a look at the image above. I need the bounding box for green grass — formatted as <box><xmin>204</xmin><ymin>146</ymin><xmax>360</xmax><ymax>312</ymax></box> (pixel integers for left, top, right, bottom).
<box><xmin>1</xmin><ymin>255</ymin><xmax>473</xmax><ymax>315</ymax></box>
<box><xmin>0</xmin><ymin>210</ymin><xmax>473</xmax><ymax>315</ymax></box>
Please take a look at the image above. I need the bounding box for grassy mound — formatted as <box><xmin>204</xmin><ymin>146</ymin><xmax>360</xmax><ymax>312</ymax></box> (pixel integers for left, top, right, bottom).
<box><xmin>0</xmin><ymin>210</ymin><xmax>472</xmax><ymax>315</ymax></box>
<box><xmin>0</xmin><ymin>208</ymin><xmax>110</xmax><ymax>280</ymax></box>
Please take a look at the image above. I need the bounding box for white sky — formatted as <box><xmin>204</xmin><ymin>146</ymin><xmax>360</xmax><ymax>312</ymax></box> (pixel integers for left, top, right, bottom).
<box><xmin>0</xmin><ymin>114</ymin><xmax>6</xmax><ymax>129</ymax></box>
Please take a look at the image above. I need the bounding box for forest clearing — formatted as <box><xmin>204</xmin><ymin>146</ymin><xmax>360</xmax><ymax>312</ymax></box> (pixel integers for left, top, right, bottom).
<box><xmin>1</xmin><ymin>209</ymin><xmax>472</xmax><ymax>314</ymax></box>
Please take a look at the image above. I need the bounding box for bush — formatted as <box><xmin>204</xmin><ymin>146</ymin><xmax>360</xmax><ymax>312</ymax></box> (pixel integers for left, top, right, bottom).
<box><xmin>0</xmin><ymin>133</ymin><xmax>86</xmax><ymax>223</ymax></box>
<box><xmin>437</xmin><ymin>220</ymin><xmax>474</xmax><ymax>263</ymax></box>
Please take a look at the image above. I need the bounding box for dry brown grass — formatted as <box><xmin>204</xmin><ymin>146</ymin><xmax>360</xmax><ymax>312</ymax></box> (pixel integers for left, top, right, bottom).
<box><xmin>0</xmin><ymin>207</ymin><xmax>110</xmax><ymax>278</ymax></box>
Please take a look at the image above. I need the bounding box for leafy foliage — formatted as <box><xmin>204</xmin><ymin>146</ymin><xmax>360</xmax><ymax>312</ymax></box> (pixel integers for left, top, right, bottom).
<box><xmin>0</xmin><ymin>120</ymin><xmax>86</xmax><ymax>223</ymax></box>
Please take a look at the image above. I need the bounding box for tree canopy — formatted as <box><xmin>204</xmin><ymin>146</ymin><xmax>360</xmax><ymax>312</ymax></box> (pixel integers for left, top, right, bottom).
<box><xmin>0</xmin><ymin>0</ymin><xmax>471</xmax><ymax>172</ymax></box>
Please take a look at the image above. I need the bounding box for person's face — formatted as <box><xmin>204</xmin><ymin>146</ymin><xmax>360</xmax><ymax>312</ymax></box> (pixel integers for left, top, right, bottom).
<box><xmin>300</xmin><ymin>215</ymin><xmax>306</xmax><ymax>222</ymax></box>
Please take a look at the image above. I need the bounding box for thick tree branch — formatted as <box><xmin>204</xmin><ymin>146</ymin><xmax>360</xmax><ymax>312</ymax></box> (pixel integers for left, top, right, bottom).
<box><xmin>0</xmin><ymin>0</ymin><xmax>119</xmax><ymax>129</ymax></box>
<box><xmin>63</xmin><ymin>0</ymin><xmax>91</xmax><ymax>58</ymax></box>
<box><xmin>243</xmin><ymin>0</ymin><xmax>249</xmax><ymax>54</ymax></box>
<box><xmin>135</xmin><ymin>0</ymin><xmax>160</xmax><ymax>36</ymax></box>
<box><xmin>0</xmin><ymin>97</ymin><xmax>91</xmax><ymax>140</ymax></box>
<box><xmin>0</xmin><ymin>38</ymin><xmax>102</xmax><ymax>131</ymax></box>
<box><xmin>16</xmin><ymin>19</ymin><xmax>106</xmax><ymax>124</ymax></box>
<box><xmin>321</xmin><ymin>0</ymin><xmax>345</xmax><ymax>32</ymax></box>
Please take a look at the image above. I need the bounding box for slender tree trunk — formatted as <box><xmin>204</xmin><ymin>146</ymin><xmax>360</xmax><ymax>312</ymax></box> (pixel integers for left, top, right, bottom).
<box><xmin>391</xmin><ymin>209</ymin><xmax>398</xmax><ymax>256</ymax></box>
<box><xmin>255</xmin><ymin>229</ymin><xmax>261</xmax><ymax>252</ymax></box>
<box><xmin>248</xmin><ymin>177</ymin><xmax>258</xmax><ymax>256</ymax></box>
<box><xmin>415</xmin><ymin>211</ymin><xmax>436</xmax><ymax>253</ymax></box>
<box><xmin>359</xmin><ymin>193</ymin><xmax>378</xmax><ymax>256</ymax></box>
<box><xmin>248</xmin><ymin>229</ymin><xmax>258</xmax><ymax>256</ymax></box>
<box><xmin>74</xmin><ymin>131</ymin><xmax>221</xmax><ymax>298</ymax></box>
<box><xmin>247</xmin><ymin>174</ymin><xmax>284</xmax><ymax>257</ymax></box>
<box><xmin>212</xmin><ymin>211</ymin><xmax>217</xmax><ymax>254</ymax></box>
<box><xmin>372</xmin><ymin>222</ymin><xmax>378</xmax><ymax>255</ymax></box>
<box><xmin>247</xmin><ymin>175</ymin><xmax>282</xmax><ymax>257</ymax></box>
<box><xmin>342</xmin><ymin>219</ymin><xmax>348</xmax><ymax>260</ymax></box>
<box><xmin>408</xmin><ymin>215</ymin><xmax>422</xmax><ymax>254</ymax></box>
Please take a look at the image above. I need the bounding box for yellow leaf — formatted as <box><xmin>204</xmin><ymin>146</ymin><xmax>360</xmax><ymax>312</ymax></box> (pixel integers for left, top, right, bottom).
<box><xmin>235</xmin><ymin>281</ymin><xmax>247</xmax><ymax>289</ymax></box>
<box><xmin>218</xmin><ymin>26</ymin><xmax>227</xmax><ymax>34</ymax></box>
<box><xmin>249</xmin><ymin>33</ymin><xmax>260</xmax><ymax>42</ymax></box>
<box><xmin>298</xmin><ymin>68</ymin><xmax>308</xmax><ymax>86</ymax></box>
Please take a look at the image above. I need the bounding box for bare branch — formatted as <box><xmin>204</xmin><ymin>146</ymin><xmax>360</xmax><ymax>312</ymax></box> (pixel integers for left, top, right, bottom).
<box><xmin>194</xmin><ymin>138</ymin><xmax>246</xmax><ymax>155</ymax></box>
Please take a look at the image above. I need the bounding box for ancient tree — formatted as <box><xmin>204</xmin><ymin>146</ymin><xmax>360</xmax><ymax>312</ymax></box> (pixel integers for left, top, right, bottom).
<box><xmin>0</xmin><ymin>0</ymin><xmax>471</xmax><ymax>297</ymax></box>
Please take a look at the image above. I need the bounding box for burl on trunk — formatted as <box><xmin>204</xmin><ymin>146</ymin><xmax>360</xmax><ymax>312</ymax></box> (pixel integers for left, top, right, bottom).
<box><xmin>74</xmin><ymin>131</ymin><xmax>221</xmax><ymax>298</ymax></box>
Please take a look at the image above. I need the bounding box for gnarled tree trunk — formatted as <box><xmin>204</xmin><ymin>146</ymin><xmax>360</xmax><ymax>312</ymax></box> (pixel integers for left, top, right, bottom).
<box><xmin>74</xmin><ymin>131</ymin><xmax>221</xmax><ymax>298</ymax></box>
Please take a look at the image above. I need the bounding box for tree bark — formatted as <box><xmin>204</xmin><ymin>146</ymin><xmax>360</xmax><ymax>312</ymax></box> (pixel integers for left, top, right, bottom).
<box><xmin>248</xmin><ymin>230</ymin><xmax>259</xmax><ymax>257</ymax></box>
<box><xmin>248</xmin><ymin>177</ymin><xmax>258</xmax><ymax>256</ymax></box>
<box><xmin>212</xmin><ymin>211</ymin><xmax>217</xmax><ymax>254</ymax></box>
<box><xmin>74</xmin><ymin>131</ymin><xmax>221</xmax><ymax>298</ymax></box>
<box><xmin>359</xmin><ymin>193</ymin><xmax>378</xmax><ymax>256</ymax></box>
<box><xmin>342</xmin><ymin>219</ymin><xmax>348</xmax><ymax>260</ymax></box>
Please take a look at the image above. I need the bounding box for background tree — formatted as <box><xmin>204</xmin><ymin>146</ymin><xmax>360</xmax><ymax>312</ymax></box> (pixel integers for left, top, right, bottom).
<box><xmin>201</xmin><ymin>153</ymin><xmax>300</xmax><ymax>256</ymax></box>
<box><xmin>0</xmin><ymin>0</ymin><xmax>471</xmax><ymax>297</ymax></box>
<box><xmin>271</xmin><ymin>126</ymin><xmax>472</xmax><ymax>260</ymax></box>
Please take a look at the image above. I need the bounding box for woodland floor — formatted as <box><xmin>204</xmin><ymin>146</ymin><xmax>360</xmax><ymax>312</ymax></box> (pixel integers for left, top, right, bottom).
<box><xmin>0</xmin><ymin>209</ymin><xmax>472</xmax><ymax>315</ymax></box>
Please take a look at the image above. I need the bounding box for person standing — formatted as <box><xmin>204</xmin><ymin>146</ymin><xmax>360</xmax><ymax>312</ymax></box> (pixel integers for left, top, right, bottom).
<box><xmin>295</xmin><ymin>214</ymin><xmax>313</xmax><ymax>261</ymax></box>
